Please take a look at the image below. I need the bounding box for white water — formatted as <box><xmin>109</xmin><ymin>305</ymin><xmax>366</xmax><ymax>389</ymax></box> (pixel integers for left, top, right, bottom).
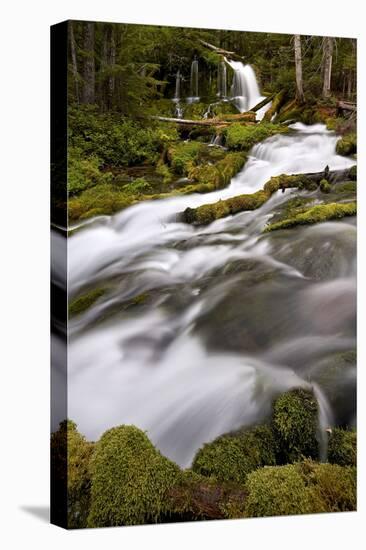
<box><xmin>63</xmin><ymin>124</ymin><xmax>356</xmax><ymax>467</ymax></box>
<box><xmin>217</xmin><ymin>60</ymin><xmax>227</xmax><ymax>98</ymax></box>
<box><xmin>226</xmin><ymin>60</ymin><xmax>270</xmax><ymax>120</ymax></box>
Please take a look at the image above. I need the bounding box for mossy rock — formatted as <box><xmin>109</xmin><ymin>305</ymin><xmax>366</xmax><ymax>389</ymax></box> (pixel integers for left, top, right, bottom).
<box><xmin>319</xmin><ymin>178</ymin><xmax>331</xmax><ymax>193</ymax></box>
<box><xmin>336</xmin><ymin>133</ymin><xmax>357</xmax><ymax>156</ymax></box>
<box><xmin>328</xmin><ymin>428</ymin><xmax>356</xmax><ymax>467</ymax></box>
<box><xmin>224</xmin><ymin>122</ymin><xmax>288</xmax><ymax>151</ymax></box>
<box><xmin>272</xmin><ymin>388</ymin><xmax>319</xmax><ymax>463</ymax></box>
<box><xmin>245</xmin><ymin>464</ymin><xmax>312</xmax><ymax>517</ymax></box>
<box><xmin>69</xmin><ymin>288</ymin><xmax>107</xmax><ymax>317</ymax></box>
<box><xmin>167</xmin><ymin>141</ymin><xmax>204</xmax><ymax>176</ymax></box>
<box><xmin>88</xmin><ymin>425</ymin><xmax>182</xmax><ymax>527</ymax></box>
<box><xmin>264</xmin><ymin>202</ymin><xmax>357</xmax><ymax>233</ymax></box>
<box><xmin>51</xmin><ymin>420</ymin><xmax>94</xmax><ymax>528</ymax></box>
<box><xmin>192</xmin><ymin>425</ymin><xmax>276</xmax><ymax>484</ymax></box>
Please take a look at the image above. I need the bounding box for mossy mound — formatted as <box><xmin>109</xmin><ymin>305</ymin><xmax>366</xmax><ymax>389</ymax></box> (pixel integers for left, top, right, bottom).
<box><xmin>272</xmin><ymin>388</ymin><xmax>319</xmax><ymax>463</ymax></box>
<box><xmin>244</xmin><ymin>460</ymin><xmax>356</xmax><ymax>517</ymax></box>
<box><xmin>87</xmin><ymin>425</ymin><xmax>182</xmax><ymax>527</ymax></box>
<box><xmin>192</xmin><ymin>425</ymin><xmax>276</xmax><ymax>484</ymax></box>
<box><xmin>186</xmin><ymin>152</ymin><xmax>246</xmax><ymax>193</ymax></box>
<box><xmin>264</xmin><ymin>202</ymin><xmax>357</xmax><ymax>232</ymax></box>
<box><xmin>245</xmin><ymin>464</ymin><xmax>312</xmax><ymax>517</ymax></box>
<box><xmin>336</xmin><ymin>133</ymin><xmax>357</xmax><ymax>156</ymax></box>
<box><xmin>328</xmin><ymin>428</ymin><xmax>356</xmax><ymax>467</ymax></box>
<box><xmin>51</xmin><ymin>420</ymin><xmax>94</xmax><ymax>528</ymax></box>
<box><xmin>167</xmin><ymin>141</ymin><xmax>204</xmax><ymax>175</ymax></box>
<box><xmin>224</xmin><ymin>122</ymin><xmax>288</xmax><ymax>151</ymax></box>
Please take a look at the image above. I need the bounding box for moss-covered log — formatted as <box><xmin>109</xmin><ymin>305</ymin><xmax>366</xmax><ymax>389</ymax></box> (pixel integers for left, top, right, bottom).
<box><xmin>183</xmin><ymin>168</ymin><xmax>355</xmax><ymax>225</ymax></box>
<box><xmin>250</xmin><ymin>93</ymin><xmax>276</xmax><ymax>113</ymax></box>
<box><xmin>262</xmin><ymin>89</ymin><xmax>287</xmax><ymax>122</ymax></box>
<box><xmin>152</xmin><ymin>113</ymin><xmax>255</xmax><ymax>127</ymax></box>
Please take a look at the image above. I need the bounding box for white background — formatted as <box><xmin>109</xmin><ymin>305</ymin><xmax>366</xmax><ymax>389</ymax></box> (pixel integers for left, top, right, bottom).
<box><xmin>0</xmin><ymin>0</ymin><xmax>365</xmax><ymax>548</ymax></box>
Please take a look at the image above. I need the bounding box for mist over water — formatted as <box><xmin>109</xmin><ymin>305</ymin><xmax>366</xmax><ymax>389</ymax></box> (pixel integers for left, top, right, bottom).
<box><xmin>64</xmin><ymin>122</ymin><xmax>356</xmax><ymax>467</ymax></box>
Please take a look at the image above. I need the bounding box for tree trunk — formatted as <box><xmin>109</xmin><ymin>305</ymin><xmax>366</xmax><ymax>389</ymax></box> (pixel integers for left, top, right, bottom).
<box><xmin>81</xmin><ymin>23</ymin><xmax>95</xmax><ymax>104</ymax></box>
<box><xmin>322</xmin><ymin>37</ymin><xmax>334</xmax><ymax>98</ymax></box>
<box><xmin>69</xmin><ymin>21</ymin><xmax>79</xmax><ymax>103</ymax></box>
<box><xmin>294</xmin><ymin>35</ymin><xmax>305</xmax><ymax>104</ymax></box>
<box><xmin>109</xmin><ymin>26</ymin><xmax>116</xmax><ymax>108</ymax></box>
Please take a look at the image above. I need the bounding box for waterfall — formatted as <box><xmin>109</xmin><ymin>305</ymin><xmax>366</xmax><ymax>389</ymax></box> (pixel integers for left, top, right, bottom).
<box><xmin>217</xmin><ymin>60</ymin><xmax>227</xmax><ymax>98</ymax></box>
<box><xmin>174</xmin><ymin>70</ymin><xmax>181</xmax><ymax>101</ymax></box>
<box><xmin>226</xmin><ymin>59</ymin><xmax>269</xmax><ymax>119</ymax></box>
<box><xmin>190</xmin><ymin>58</ymin><xmax>199</xmax><ymax>99</ymax></box>
<box><xmin>65</xmin><ymin>124</ymin><xmax>356</xmax><ymax>467</ymax></box>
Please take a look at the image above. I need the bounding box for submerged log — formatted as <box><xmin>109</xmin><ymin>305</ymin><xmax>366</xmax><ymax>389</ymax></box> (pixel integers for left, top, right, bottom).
<box><xmin>182</xmin><ymin>166</ymin><xmax>356</xmax><ymax>225</ymax></box>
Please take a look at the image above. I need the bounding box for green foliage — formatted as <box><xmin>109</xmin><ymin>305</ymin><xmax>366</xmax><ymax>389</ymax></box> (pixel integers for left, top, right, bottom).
<box><xmin>336</xmin><ymin>133</ymin><xmax>357</xmax><ymax>156</ymax></box>
<box><xmin>319</xmin><ymin>179</ymin><xmax>331</xmax><ymax>193</ymax></box>
<box><xmin>187</xmin><ymin>151</ymin><xmax>246</xmax><ymax>191</ymax></box>
<box><xmin>88</xmin><ymin>425</ymin><xmax>182</xmax><ymax>527</ymax></box>
<box><xmin>168</xmin><ymin>141</ymin><xmax>204</xmax><ymax>175</ymax></box>
<box><xmin>272</xmin><ymin>389</ymin><xmax>319</xmax><ymax>463</ymax></box>
<box><xmin>192</xmin><ymin>425</ymin><xmax>276</xmax><ymax>484</ymax></box>
<box><xmin>334</xmin><ymin>181</ymin><xmax>357</xmax><ymax>194</ymax></box>
<box><xmin>122</xmin><ymin>177</ymin><xmax>152</xmax><ymax>195</ymax></box>
<box><xmin>69</xmin><ymin>288</ymin><xmax>106</xmax><ymax>317</ymax></box>
<box><xmin>68</xmin><ymin>183</ymin><xmax>134</xmax><ymax>221</ymax></box>
<box><xmin>245</xmin><ymin>464</ymin><xmax>312</xmax><ymax>517</ymax></box>
<box><xmin>68</xmin><ymin>146</ymin><xmax>113</xmax><ymax>195</ymax></box>
<box><xmin>328</xmin><ymin>428</ymin><xmax>357</xmax><ymax>467</ymax></box>
<box><xmin>264</xmin><ymin>202</ymin><xmax>357</xmax><ymax>232</ymax></box>
<box><xmin>224</xmin><ymin>123</ymin><xmax>287</xmax><ymax>151</ymax></box>
<box><xmin>51</xmin><ymin>420</ymin><xmax>94</xmax><ymax>528</ymax></box>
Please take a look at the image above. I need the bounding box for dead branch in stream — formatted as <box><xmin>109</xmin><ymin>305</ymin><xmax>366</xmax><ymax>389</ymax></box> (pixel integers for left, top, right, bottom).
<box><xmin>152</xmin><ymin>112</ymin><xmax>256</xmax><ymax>127</ymax></box>
<box><xmin>198</xmin><ymin>39</ymin><xmax>245</xmax><ymax>61</ymax></box>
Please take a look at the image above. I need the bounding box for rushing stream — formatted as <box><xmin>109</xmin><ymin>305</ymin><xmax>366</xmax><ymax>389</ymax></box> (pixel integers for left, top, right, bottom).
<box><xmin>56</xmin><ymin>121</ymin><xmax>357</xmax><ymax>468</ymax></box>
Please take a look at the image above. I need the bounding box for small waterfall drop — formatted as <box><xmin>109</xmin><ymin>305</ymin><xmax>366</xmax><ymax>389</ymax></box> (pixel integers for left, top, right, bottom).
<box><xmin>217</xmin><ymin>60</ymin><xmax>227</xmax><ymax>98</ymax></box>
<box><xmin>174</xmin><ymin>70</ymin><xmax>181</xmax><ymax>101</ymax></box>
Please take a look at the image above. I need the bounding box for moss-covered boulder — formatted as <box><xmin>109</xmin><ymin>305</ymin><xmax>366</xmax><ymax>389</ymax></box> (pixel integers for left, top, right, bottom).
<box><xmin>192</xmin><ymin>425</ymin><xmax>276</xmax><ymax>484</ymax></box>
<box><xmin>272</xmin><ymin>388</ymin><xmax>319</xmax><ymax>463</ymax></box>
<box><xmin>245</xmin><ymin>464</ymin><xmax>312</xmax><ymax>517</ymax></box>
<box><xmin>336</xmin><ymin>133</ymin><xmax>357</xmax><ymax>156</ymax></box>
<box><xmin>224</xmin><ymin>122</ymin><xmax>288</xmax><ymax>151</ymax></box>
<box><xmin>87</xmin><ymin>425</ymin><xmax>182</xmax><ymax>527</ymax></box>
<box><xmin>51</xmin><ymin>420</ymin><xmax>94</xmax><ymax>528</ymax></box>
<box><xmin>319</xmin><ymin>178</ymin><xmax>331</xmax><ymax>193</ymax></box>
<box><xmin>167</xmin><ymin>141</ymin><xmax>204</xmax><ymax>175</ymax></box>
<box><xmin>328</xmin><ymin>428</ymin><xmax>357</xmax><ymax>467</ymax></box>
<box><xmin>69</xmin><ymin>288</ymin><xmax>106</xmax><ymax>317</ymax></box>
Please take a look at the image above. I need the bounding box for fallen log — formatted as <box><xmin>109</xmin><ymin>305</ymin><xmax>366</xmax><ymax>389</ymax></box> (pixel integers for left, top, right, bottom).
<box><xmin>182</xmin><ymin>166</ymin><xmax>356</xmax><ymax>225</ymax></box>
<box><xmin>250</xmin><ymin>93</ymin><xmax>275</xmax><ymax>113</ymax></box>
<box><xmin>337</xmin><ymin>100</ymin><xmax>356</xmax><ymax>112</ymax></box>
<box><xmin>152</xmin><ymin>113</ymin><xmax>256</xmax><ymax>127</ymax></box>
<box><xmin>262</xmin><ymin>89</ymin><xmax>287</xmax><ymax>123</ymax></box>
<box><xmin>198</xmin><ymin>39</ymin><xmax>244</xmax><ymax>61</ymax></box>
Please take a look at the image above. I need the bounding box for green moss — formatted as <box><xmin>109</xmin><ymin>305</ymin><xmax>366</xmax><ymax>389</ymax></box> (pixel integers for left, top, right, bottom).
<box><xmin>272</xmin><ymin>388</ymin><xmax>319</xmax><ymax>463</ymax></box>
<box><xmin>192</xmin><ymin>425</ymin><xmax>276</xmax><ymax>484</ymax></box>
<box><xmin>264</xmin><ymin>202</ymin><xmax>357</xmax><ymax>232</ymax></box>
<box><xmin>68</xmin><ymin>183</ymin><xmax>134</xmax><ymax>221</ymax></box>
<box><xmin>328</xmin><ymin>428</ymin><xmax>357</xmax><ymax>467</ymax></box>
<box><xmin>319</xmin><ymin>179</ymin><xmax>331</xmax><ymax>193</ymax></box>
<box><xmin>224</xmin><ymin>123</ymin><xmax>288</xmax><ymax>151</ymax></box>
<box><xmin>167</xmin><ymin>141</ymin><xmax>204</xmax><ymax>175</ymax></box>
<box><xmin>297</xmin><ymin>460</ymin><xmax>356</xmax><ymax>512</ymax></box>
<box><xmin>187</xmin><ymin>151</ymin><xmax>246</xmax><ymax>192</ymax></box>
<box><xmin>334</xmin><ymin>181</ymin><xmax>357</xmax><ymax>194</ymax></box>
<box><xmin>88</xmin><ymin>425</ymin><xmax>182</xmax><ymax>527</ymax></box>
<box><xmin>51</xmin><ymin>420</ymin><xmax>94</xmax><ymax>528</ymax></box>
<box><xmin>69</xmin><ymin>288</ymin><xmax>106</xmax><ymax>317</ymax></box>
<box><xmin>336</xmin><ymin>133</ymin><xmax>357</xmax><ymax>156</ymax></box>
<box><xmin>245</xmin><ymin>464</ymin><xmax>312</xmax><ymax>517</ymax></box>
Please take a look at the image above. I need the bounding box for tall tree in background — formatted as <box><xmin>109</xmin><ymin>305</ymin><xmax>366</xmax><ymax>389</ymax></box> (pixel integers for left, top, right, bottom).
<box><xmin>81</xmin><ymin>23</ymin><xmax>95</xmax><ymax>104</ymax></box>
<box><xmin>294</xmin><ymin>35</ymin><xmax>305</xmax><ymax>104</ymax></box>
<box><xmin>322</xmin><ymin>36</ymin><xmax>334</xmax><ymax>98</ymax></box>
<box><xmin>101</xmin><ymin>24</ymin><xmax>116</xmax><ymax>110</ymax></box>
<box><xmin>69</xmin><ymin>21</ymin><xmax>79</xmax><ymax>104</ymax></box>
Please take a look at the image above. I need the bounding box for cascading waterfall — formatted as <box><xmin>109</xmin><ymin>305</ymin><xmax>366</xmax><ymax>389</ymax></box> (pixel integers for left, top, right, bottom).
<box><xmin>217</xmin><ymin>60</ymin><xmax>227</xmax><ymax>98</ymax></box>
<box><xmin>190</xmin><ymin>58</ymin><xmax>199</xmax><ymax>99</ymax></box>
<box><xmin>62</xmin><ymin>124</ymin><xmax>356</xmax><ymax>467</ymax></box>
<box><xmin>226</xmin><ymin>59</ymin><xmax>270</xmax><ymax>119</ymax></box>
<box><xmin>174</xmin><ymin>70</ymin><xmax>181</xmax><ymax>101</ymax></box>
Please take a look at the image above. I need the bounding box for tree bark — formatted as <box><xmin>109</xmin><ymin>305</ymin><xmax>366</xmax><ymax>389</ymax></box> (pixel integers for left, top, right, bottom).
<box><xmin>322</xmin><ymin>37</ymin><xmax>334</xmax><ymax>98</ymax></box>
<box><xmin>294</xmin><ymin>35</ymin><xmax>305</xmax><ymax>104</ymax></box>
<box><xmin>81</xmin><ymin>23</ymin><xmax>95</xmax><ymax>104</ymax></box>
<box><xmin>69</xmin><ymin>21</ymin><xmax>79</xmax><ymax>103</ymax></box>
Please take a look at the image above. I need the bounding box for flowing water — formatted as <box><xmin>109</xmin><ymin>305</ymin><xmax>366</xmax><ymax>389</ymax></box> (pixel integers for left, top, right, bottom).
<box><xmin>58</xmin><ymin>123</ymin><xmax>356</xmax><ymax>467</ymax></box>
<box><xmin>227</xmin><ymin>60</ymin><xmax>270</xmax><ymax>119</ymax></box>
